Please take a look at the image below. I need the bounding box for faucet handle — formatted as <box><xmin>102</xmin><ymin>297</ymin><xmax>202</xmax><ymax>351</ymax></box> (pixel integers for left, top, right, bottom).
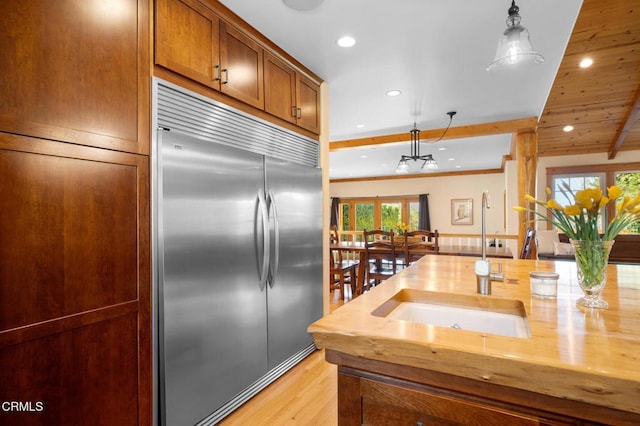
<box><xmin>490</xmin><ymin>263</ymin><xmax>504</xmax><ymax>282</ymax></box>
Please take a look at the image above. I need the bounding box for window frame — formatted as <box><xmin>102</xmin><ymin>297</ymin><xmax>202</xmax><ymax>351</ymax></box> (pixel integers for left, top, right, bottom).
<box><xmin>545</xmin><ymin>162</ymin><xmax>640</xmax><ymax>233</ymax></box>
<box><xmin>338</xmin><ymin>195</ymin><xmax>419</xmax><ymax>235</ymax></box>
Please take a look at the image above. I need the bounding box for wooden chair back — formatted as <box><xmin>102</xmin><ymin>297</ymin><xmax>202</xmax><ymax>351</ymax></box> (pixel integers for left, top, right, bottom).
<box><xmin>363</xmin><ymin>229</ymin><xmax>397</xmax><ymax>286</ymax></box>
<box><xmin>519</xmin><ymin>228</ymin><xmax>536</xmax><ymax>259</ymax></box>
<box><xmin>404</xmin><ymin>229</ymin><xmax>439</xmax><ymax>265</ymax></box>
<box><xmin>330</xmin><ymin>225</ymin><xmax>340</xmax><ymax>244</ymax></box>
<box><xmin>330</xmin><ymin>225</ymin><xmax>358</xmax><ymax>299</ymax></box>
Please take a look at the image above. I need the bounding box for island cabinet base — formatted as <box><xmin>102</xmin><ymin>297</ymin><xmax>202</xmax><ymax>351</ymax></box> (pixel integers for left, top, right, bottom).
<box><xmin>326</xmin><ymin>350</ymin><xmax>640</xmax><ymax>426</ymax></box>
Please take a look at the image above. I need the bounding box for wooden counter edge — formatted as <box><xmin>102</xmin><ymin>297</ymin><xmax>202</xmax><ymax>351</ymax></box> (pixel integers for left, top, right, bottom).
<box><xmin>309</xmin><ymin>331</ymin><xmax>640</xmax><ymax>416</ymax></box>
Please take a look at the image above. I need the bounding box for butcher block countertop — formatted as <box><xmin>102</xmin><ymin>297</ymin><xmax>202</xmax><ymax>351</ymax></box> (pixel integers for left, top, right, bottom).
<box><xmin>308</xmin><ymin>255</ymin><xmax>640</xmax><ymax>414</ymax></box>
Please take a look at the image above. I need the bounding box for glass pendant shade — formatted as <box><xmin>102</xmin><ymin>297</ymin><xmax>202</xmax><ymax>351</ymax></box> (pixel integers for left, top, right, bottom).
<box><xmin>423</xmin><ymin>158</ymin><xmax>438</xmax><ymax>170</ymax></box>
<box><xmin>396</xmin><ymin>159</ymin><xmax>409</xmax><ymax>174</ymax></box>
<box><xmin>487</xmin><ymin>2</ymin><xmax>544</xmax><ymax>72</ymax></box>
<box><xmin>282</xmin><ymin>0</ymin><xmax>324</xmax><ymax>11</ymax></box>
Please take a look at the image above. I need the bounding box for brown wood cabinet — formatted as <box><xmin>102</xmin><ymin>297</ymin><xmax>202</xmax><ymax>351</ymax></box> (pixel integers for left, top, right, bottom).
<box><xmin>329</xmin><ymin>350</ymin><xmax>640</xmax><ymax>426</ymax></box>
<box><xmin>0</xmin><ymin>134</ymin><xmax>150</xmax><ymax>425</ymax></box>
<box><xmin>156</xmin><ymin>0</ymin><xmax>264</xmax><ymax>109</ymax></box>
<box><xmin>220</xmin><ymin>21</ymin><xmax>265</xmax><ymax>109</ymax></box>
<box><xmin>0</xmin><ymin>0</ymin><xmax>149</xmax><ymax>155</ymax></box>
<box><xmin>0</xmin><ymin>0</ymin><xmax>151</xmax><ymax>424</ymax></box>
<box><xmin>155</xmin><ymin>0</ymin><xmax>221</xmax><ymax>89</ymax></box>
<box><xmin>155</xmin><ymin>0</ymin><xmax>320</xmax><ymax>134</ymax></box>
<box><xmin>265</xmin><ymin>52</ymin><xmax>320</xmax><ymax>134</ymax></box>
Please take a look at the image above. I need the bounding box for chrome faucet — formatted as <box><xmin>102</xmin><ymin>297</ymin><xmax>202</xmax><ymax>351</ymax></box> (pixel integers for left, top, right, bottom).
<box><xmin>475</xmin><ymin>191</ymin><xmax>504</xmax><ymax>295</ymax></box>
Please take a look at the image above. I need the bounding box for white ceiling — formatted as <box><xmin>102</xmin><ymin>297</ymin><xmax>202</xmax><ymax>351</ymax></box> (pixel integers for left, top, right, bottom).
<box><xmin>219</xmin><ymin>0</ymin><xmax>583</xmax><ymax>178</ymax></box>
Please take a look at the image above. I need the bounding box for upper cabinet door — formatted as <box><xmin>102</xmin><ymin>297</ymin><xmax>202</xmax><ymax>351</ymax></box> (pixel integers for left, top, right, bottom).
<box><xmin>155</xmin><ymin>0</ymin><xmax>221</xmax><ymax>90</ymax></box>
<box><xmin>220</xmin><ymin>22</ymin><xmax>265</xmax><ymax>110</ymax></box>
<box><xmin>264</xmin><ymin>52</ymin><xmax>297</xmax><ymax>125</ymax></box>
<box><xmin>0</xmin><ymin>0</ymin><xmax>149</xmax><ymax>154</ymax></box>
<box><xmin>295</xmin><ymin>74</ymin><xmax>320</xmax><ymax>134</ymax></box>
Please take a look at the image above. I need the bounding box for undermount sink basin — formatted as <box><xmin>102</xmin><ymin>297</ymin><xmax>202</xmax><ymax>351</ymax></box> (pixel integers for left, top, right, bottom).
<box><xmin>371</xmin><ymin>289</ymin><xmax>531</xmax><ymax>338</ymax></box>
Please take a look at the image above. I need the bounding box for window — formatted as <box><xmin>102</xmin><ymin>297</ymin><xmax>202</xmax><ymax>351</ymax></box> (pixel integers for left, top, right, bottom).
<box><xmin>551</xmin><ymin>173</ymin><xmax>605</xmax><ymax>232</ymax></box>
<box><xmin>547</xmin><ymin>163</ymin><xmax>640</xmax><ymax>235</ymax></box>
<box><xmin>381</xmin><ymin>202</ymin><xmax>402</xmax><ymax>231</ymax></box>
<box><xmin>341</xmin><ymin>204</ymin><xmax>350</xmax><ymax>233</ymax></box>
<box><xmin>616</xmin><ymin>171</ymin><xmax>640</xmax><ymax>234</ymax></box>
<box><xmin>354</xmin><ymin>202</ymin><xmax>373</xmax><ymax>231</ymax></box>
<box><xmin>338</xmin><ymin>196</ymin><xmax>421</xmax><ymax>238</ymax></box>
<box><xmin>409</xmin><ymin>201</ymin><xmax>420</xmax><ymax>230</ymax></box>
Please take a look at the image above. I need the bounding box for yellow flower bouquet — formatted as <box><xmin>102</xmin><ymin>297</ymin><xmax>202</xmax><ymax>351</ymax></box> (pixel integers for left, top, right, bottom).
<box><xmin>515</xmin><ymin>184</ymin><xmax>640</xmax><ymax>309</ymax></box>
<box><xmin>395</xmin><ymin>222</ymin><xmax>408</xmax><ymax>236</ymax></box>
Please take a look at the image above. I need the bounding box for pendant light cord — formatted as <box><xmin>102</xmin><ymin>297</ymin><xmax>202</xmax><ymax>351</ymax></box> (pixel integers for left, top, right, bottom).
<box><xmin>433</xmin><ymin>111</ymin><xmax>456</xmax><ymax>143</ymax></box>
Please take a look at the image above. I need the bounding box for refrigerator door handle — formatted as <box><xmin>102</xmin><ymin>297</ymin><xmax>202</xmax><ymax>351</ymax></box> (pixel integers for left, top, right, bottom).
<box><xmin>257</xmin><ymin>191</ymin><xmax>270</xmax><ymax>291</ymax></box>
<box><xmin>267</xmin><ymin>191</ymin><xmax>280</xmax><ymax>288</ymax></box>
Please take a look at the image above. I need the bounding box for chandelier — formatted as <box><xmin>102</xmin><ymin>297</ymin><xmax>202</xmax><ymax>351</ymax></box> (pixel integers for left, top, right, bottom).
<box><xmin>395</xmin><ymin>111</ymin><xmax>456</xmax><ymax>174</ymax></box>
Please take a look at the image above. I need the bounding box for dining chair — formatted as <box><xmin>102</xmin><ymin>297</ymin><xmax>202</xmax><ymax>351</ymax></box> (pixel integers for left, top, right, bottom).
<box><xmin>519</xmin><ymin>228</ymin><xmax>536</xmax><ymax>259</ymax></box>
<box><xmin>330</xmin><ymin>225</ymin><xmax>340</xmax><ymax>244</ymax></box>
<box><xmin>404</xmin><ymin>230</ymin><xmax>439</xmax><ymax>266</ymax></box>
<box><xmin>330</xmin><ymin>225</ymin><xmax>359</xmax><ymax>299</ymax></box>
<box><xmin>363</xmin><ymin>229</ymin><xmax>398</xmax><ymax>289</ymax></box>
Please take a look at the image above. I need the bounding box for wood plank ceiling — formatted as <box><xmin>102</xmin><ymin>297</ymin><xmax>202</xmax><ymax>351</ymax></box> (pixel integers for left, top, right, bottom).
<box><xmin>537</xmin><ymin>0</ymin><xmax>640</xmax><ymax>158</ymax></box>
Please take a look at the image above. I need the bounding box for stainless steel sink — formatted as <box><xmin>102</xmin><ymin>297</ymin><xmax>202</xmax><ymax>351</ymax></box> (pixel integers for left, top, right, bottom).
<box><xmin>371</xmin><ymin>289</ymin><xmax>531</xmax><ymax>338</ymax></box>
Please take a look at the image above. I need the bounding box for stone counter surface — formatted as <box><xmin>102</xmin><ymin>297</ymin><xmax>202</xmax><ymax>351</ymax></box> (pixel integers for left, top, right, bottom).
<box><xmin>308</xmin><ymin>255</ymin><xmax>640</xmax><ymax>414</ymax></box>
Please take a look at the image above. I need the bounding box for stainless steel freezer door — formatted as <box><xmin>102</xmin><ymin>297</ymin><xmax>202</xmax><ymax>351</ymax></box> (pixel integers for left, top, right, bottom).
<box><xmin>158</xmin><ymin>130</ymin><xmax>269</xmax><ymax>426</ymax></box>
<box><xmin>265</xmin><ymin>157</ymin><xmax>323</xmax><ymax>369</ymax></box>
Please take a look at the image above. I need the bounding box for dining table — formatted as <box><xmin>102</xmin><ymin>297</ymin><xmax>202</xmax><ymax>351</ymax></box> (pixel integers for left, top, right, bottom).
<box><xmin>329</xmin><ymin>241</ymin><xmax>514</xmax><ymax>296</ymax></box>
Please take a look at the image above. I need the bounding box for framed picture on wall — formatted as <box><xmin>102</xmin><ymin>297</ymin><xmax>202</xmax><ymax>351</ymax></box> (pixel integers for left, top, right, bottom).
<box><xmin>451</xmin><ymin>198</ymin><xmax>473</xmax><ymax>225</ymax></box>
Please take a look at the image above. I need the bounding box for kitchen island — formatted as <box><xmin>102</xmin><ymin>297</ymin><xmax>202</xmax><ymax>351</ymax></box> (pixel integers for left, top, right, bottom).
<box><xmin>308</xmin><ymin>255</ymin><xmax>640</xmax><ymax>425</ymax></box>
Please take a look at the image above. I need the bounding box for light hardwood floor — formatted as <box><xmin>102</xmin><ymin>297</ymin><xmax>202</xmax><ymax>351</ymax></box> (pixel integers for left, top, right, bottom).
<box><xmin>219</xmin><ymin>291</ymin><xmax>350</xmax><ymax>425</ymax></box>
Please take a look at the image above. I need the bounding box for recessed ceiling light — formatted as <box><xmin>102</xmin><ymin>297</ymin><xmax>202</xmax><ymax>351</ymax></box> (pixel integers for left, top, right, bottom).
<box><xmin>336</xmin><ymin>36</ymin><xmax>356</xmax><ymax>48</ymax></box>
<box><xmin>455</xmin><ymin>165</ymin><xmax>462</xmax><ymax>169</ymax></box>
<box><xmin>563</xmin><ymin>125</ymin><xmax>574</xmax><ymax>132</ymax></box>
<box><xmin>360</xmin><ymin>155</ymin><xmax>368</xmax><ymax>158</ymax></box>
<box><xmin>448</xmin><ymin>158</ymin><xmax>455</xmax><ymax>161</ymax></box>
<box><xmin>282</xmin><ymin>0</ymin><xmax>324</xmax><ymax>11</ymax></box>
<box><xmin>356</xmin><ymin>124</ymin><xmax>365</xmax><ymax>128</ymax></box>
<box><xmin>386</xmin><ymin>90</ymin><xmax>401</xmax><ymax>97</ymax></box>
<box><xmin>579</xmin><ymin>58</ymin><xmax>593</xmax><ymax>68</ymax></box>
<box><xmin>438</xmin><ymin>147</ymin><xmax>446</xmax><ymax>151</ymax></box>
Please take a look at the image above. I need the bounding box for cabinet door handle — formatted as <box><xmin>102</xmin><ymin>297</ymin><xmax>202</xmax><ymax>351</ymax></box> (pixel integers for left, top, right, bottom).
<box><xmin>221</xmin><ymin>68</ymin><xmax>228</xmax><ymax>85</ymax></box>
<box><xmin>214</xmin><ymin>64</ymin><xmax>221</xmax><ymax>81</ymax></box>
<box><xmin>291</xmin><ymin>106</ymin><xmax>297</xmax><ymax>118</ymax></box>
<box><xmin>297</xmin><ymin>107</ymin><xmax>302</xmax><ymax>119</ymax></box>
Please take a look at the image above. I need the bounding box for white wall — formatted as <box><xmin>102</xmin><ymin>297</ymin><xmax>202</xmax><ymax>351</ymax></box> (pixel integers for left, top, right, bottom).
<box><xmin>330</xmin><ymin>173</ymin><xmax>507</xmax><ymax>236</ymax></box>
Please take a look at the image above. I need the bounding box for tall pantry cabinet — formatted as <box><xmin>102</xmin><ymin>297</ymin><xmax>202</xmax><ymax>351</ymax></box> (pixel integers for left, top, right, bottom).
<box><xmin>0</xmin><ymin>1</ymin><xmax>151</xmax><ymax>425</ymax></box>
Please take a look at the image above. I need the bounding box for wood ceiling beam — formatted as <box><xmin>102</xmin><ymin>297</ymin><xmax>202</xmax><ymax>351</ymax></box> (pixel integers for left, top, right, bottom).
<box><xmin>329</xmin><ymin>117</ymin><xmax>538</xmax><ymax>151</ymax></box>
<box><xmin>330</xmin><ymin>167</ymin><xmax>505</xmax><ymax>183</ymax></box>
<box><xmin>608</xmin><ymin>84</ymin><xmax>640</xmax><ymax>160</ymax></box>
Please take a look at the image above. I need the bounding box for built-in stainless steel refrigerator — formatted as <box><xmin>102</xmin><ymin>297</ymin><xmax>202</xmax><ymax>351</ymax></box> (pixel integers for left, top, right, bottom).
<box><xmin>153</xmin><ymin>80</ymin><xmax>322</xmax><ymax>425</ymax></box>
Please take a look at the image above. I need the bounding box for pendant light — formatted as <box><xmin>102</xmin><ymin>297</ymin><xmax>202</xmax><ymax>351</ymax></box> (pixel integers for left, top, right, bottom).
<box><xmin>282</xmin><ymin>0</ymin><xmax>324</xmax><ymax>11</ymax></box>
<box><xmin>487</xmin><ymin>0</ymin><xmax>544</xmax><ymax>72</ymax></box>
<box><xmin>395</xmin><ymin>112</ymin><xmax>456</xmax><ymax>174</ymax></box>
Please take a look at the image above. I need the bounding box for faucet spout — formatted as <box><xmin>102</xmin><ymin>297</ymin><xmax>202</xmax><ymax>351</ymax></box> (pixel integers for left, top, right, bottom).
<box><xmin>476</xmin><ymin>190</ymin><xmax>502</xmax><ymax>295</ymax></box>
<box><xmin>481</xmin><ymin>190</ymin><xmax>490</xmax><ymax>261</ymax></box>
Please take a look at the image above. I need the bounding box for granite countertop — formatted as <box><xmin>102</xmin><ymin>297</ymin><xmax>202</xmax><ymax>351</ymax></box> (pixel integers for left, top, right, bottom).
<box><xmin>308</xmin><ymin>255</ymin><xmax>640</xmax><ymax>414</ymax></box>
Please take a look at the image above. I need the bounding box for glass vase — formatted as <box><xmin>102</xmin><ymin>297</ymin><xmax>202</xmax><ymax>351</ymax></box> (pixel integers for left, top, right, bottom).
<box><xmin>570</xmin><ymin>240</ymin><xmax>614</xmax><ymax>309</ymax></box>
